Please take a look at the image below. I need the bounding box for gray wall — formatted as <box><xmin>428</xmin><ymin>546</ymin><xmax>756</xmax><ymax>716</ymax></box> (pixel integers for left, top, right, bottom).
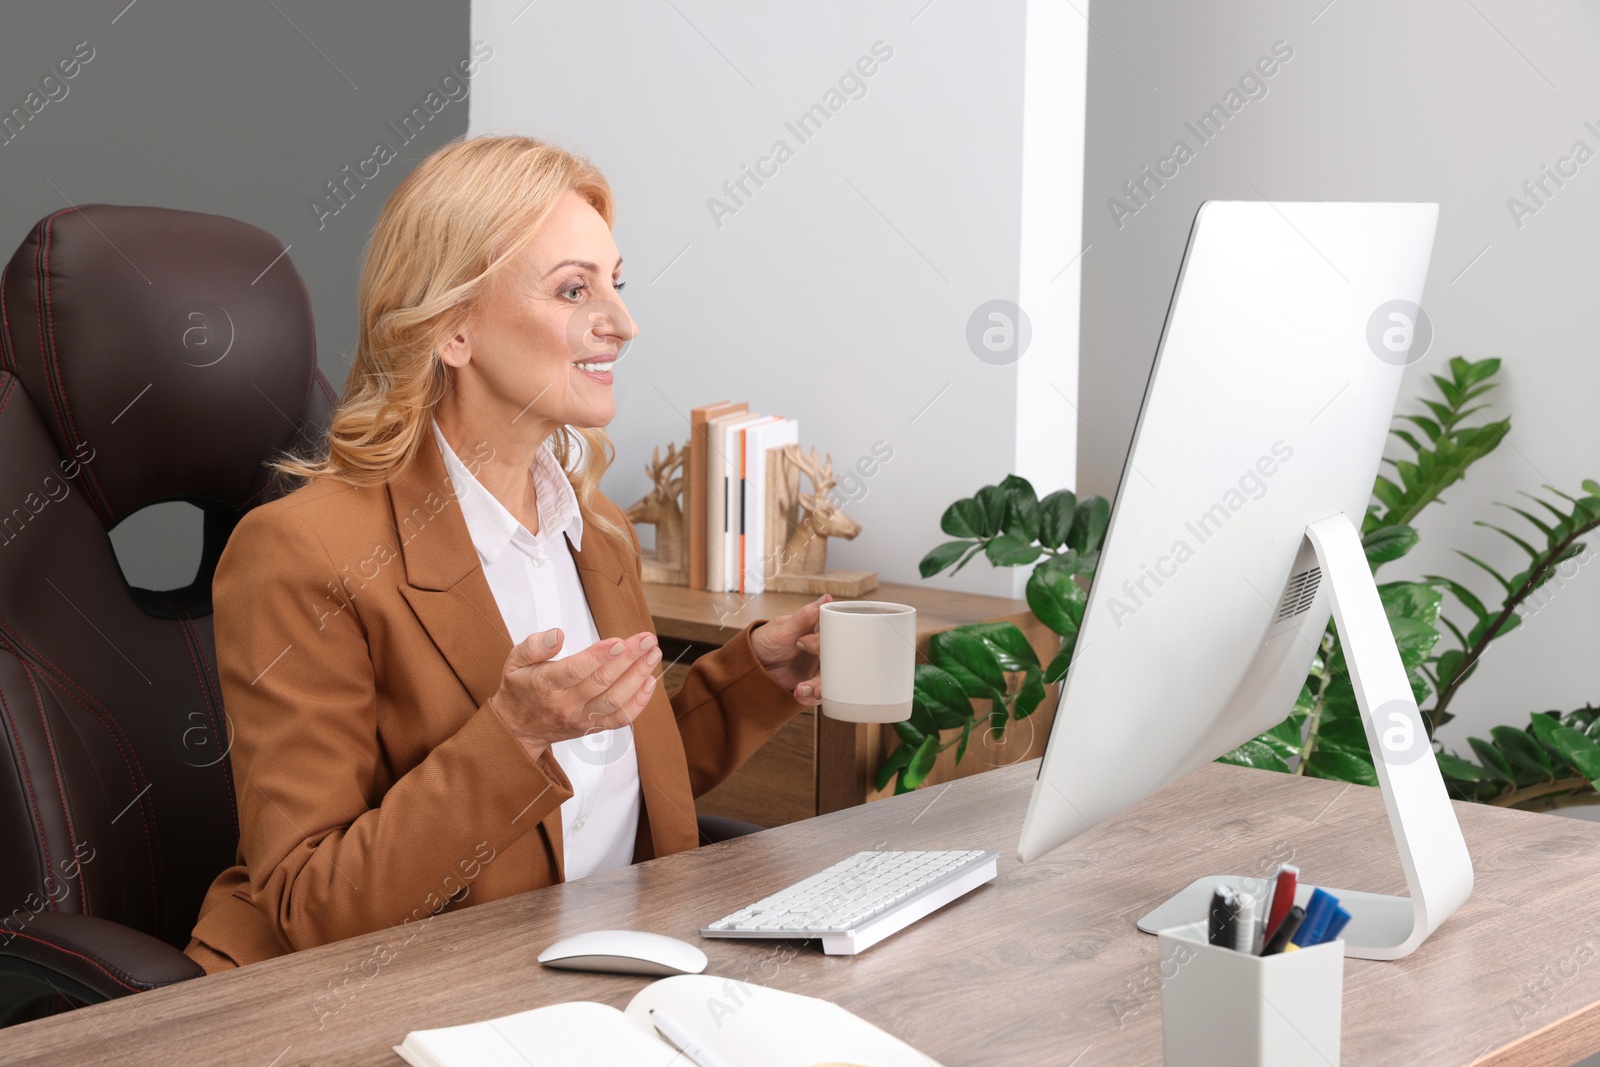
<box><xmin>1079</xmin><ymin>0</ymin><xmax>1600</xmax><ymax>749</ymax></box>
<box><xmin>0</xmin><ymin>1</ymin><xmax>468</xmax><ymax>587</ymax></box>
<box><xmin>469</xmin><ymin>0</ymin><xmax>1059</xmax><ymax>598</ymax></box>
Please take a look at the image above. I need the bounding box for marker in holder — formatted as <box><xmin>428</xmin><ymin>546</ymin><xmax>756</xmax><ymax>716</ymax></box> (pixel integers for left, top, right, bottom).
<box><xmin>1158</xmin><ymin>920</ymin><xmax>1343</xmax><ymax>1066</ymax></box>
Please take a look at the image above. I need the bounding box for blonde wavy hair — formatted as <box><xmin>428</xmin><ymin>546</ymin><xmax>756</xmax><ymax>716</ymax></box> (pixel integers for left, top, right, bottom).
<box><xmin>270</xmin><ymin>134</ymin><xmax>624</xmax><ymax>539</ymax></box>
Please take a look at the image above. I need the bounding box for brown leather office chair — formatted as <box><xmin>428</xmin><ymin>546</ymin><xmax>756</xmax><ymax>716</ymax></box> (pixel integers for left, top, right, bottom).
<box><xmin>0</xmin><ymin>205</ymin><xmax>766</xmax><ymax>1028</ymax></box>
<box><xmin>0</xmin><ymin>205</ymin><xmax>336</xmax><ymax>1026</ymax></box>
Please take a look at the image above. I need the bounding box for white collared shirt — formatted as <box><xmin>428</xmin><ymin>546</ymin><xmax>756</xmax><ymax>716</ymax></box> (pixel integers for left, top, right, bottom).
<box><xmin>431</xmin><ymin>418</ymin><xmax>641</xmax><ymax>882</ymax></box>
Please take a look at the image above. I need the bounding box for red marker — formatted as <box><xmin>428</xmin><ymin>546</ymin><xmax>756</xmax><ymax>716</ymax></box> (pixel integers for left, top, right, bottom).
<box><xmin>1264</xmin><ymin>864</ymin><xmax>1299</xmax><ymax>943</ymax></box>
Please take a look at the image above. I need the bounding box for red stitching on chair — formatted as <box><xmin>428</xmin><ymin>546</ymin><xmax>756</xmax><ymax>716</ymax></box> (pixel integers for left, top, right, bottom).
<box><xmin>2</xmin><ymin>928</ymin><xmax>141</xmax><ymax>993</ymax></box>
<box><xmin>29</xmin><ymin>210</ymin><xmax>76</xmax><ymax>466</ymax></box>
<box><xmin>0</xmin><ymin>624</ymin><xmax>163</xmax><ymax>932</ymax></box>
<box><xmin>39</xmin><ymin>211</ymin><xmax>113</xmax><ymax>525</ymax></box>
<box><xmin>1</xmin><ymin>263</ymin><xmax>16</xmax><ymax>375</ymax></box>
<box><xmin>21</xmin><ymin>662</ymin><xmax>87</xmax><ymax>914</ymax></box>
<box><xmin>0</xmin><ymin>660</ymin><xmax>54</xmax><ymax>892</ymax></box>
<box><xmin>163</xmin><ymin>596</ymin><xmax>239</xmax><ymax>841</ymax></box>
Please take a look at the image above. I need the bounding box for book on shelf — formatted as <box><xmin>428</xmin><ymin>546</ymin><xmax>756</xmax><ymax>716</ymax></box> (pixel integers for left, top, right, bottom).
<box><xmin>705</xmin><ymin>409</ymin><xmax>765</xmax><ymax>593</ymax></box>
<box><xmin>722</xmin><ymin>414</ymin><xmax>780</xmax><ymax>593</ymax></box>
<box><xmin>392</xmin><ymin>972</ymin><xmax>944</xmax><ymax>1067</ymax></box>
<box><xmin>739</xmin><ymin>417</ymin><xmax>798</xmax><ymax>595</ymax></box>
<box><xmin>686</xmin><ymin>401</ymin><xmax>744</xmax><ymax>590</ymax></box>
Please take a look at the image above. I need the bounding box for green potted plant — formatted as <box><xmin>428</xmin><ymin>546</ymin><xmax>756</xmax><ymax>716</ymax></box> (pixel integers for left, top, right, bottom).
<box><xmin>892</xmin><ymin>356</ymin><xmax>1600</xmax><ymax>810</ymax></box>
<box><xmin>875</xmin><ymin>481</ymin><xmax>1110</xmax><ymax>794</ymax></box>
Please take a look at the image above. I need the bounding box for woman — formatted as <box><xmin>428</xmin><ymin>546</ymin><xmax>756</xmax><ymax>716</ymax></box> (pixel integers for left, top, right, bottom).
<box><xmin>183</xmin><ymin>134</ymin><xmax>825</xmax><ymax>973</ymax></box>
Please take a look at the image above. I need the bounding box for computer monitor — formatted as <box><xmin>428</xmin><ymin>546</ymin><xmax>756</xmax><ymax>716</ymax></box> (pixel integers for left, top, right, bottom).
<box><xmin>1018</xmin><ymin>201</ymin><xmax>1472</xmax><ymax>960</ymax></box>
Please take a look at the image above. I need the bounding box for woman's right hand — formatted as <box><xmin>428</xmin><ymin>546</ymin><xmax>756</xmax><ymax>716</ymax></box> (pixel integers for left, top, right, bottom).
<box><xmin>487</xmin><ymin>628</ymin><xmax>662</xmax><ymax>760</ymax></box>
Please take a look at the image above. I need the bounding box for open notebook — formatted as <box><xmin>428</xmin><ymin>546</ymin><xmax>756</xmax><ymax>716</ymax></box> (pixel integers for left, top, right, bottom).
<box><xmin>393</xmin><ymin>973</ymin><xmax>944</xmax><ymax>1067</ymax></box>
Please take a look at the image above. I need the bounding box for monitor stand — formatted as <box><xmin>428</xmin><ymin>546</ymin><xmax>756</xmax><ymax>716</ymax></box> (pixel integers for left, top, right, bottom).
<box><xmin>1136</xmin><ymin>513</ymin><xmax>1474</xmax><ymax>960</ymax></box>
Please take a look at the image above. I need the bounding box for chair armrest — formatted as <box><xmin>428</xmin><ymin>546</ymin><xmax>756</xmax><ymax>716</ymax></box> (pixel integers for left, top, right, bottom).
<box><xmin>0</xmin><ymin>911</ymin><xmax>203</xmax><ymax>1005</ymax></box>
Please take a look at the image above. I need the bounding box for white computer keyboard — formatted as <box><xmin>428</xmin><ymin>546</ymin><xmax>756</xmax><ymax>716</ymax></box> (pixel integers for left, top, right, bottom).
<box><xmin>700</xmin><ymin>849</ymin><xmax>999</xmax><ymax>955</ymax></box>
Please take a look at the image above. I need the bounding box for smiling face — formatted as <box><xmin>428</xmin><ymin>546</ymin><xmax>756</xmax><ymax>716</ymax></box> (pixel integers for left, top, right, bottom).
<box><xmin>436</xmin><ymin>188</ymin><xmax>636</xmax><ymax>438</ymax></box>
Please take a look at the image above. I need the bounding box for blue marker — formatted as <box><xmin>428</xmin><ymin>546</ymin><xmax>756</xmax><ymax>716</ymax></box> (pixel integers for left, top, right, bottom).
<box><xmin>1291</xmin><ymin>888</ymin><xmax>1338</xmax><ymax>947</ymax></box>
<box><xmin>1317</xmin><ymin>905</ymin><xmax>1352</xmax><ymax>946</ymax></box>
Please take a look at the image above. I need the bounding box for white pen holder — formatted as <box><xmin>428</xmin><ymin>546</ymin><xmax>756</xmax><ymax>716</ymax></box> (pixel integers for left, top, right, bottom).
<box><xmin>1158</xmin><ymin>921</ymin><xmax>1343</xmax><ymax>1066</ymax></box>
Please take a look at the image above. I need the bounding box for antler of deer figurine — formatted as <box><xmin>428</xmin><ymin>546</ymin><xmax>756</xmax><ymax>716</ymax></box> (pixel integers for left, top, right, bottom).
<box><xmin>624</xmin><ymin>442</ymin><xmax>688</xmax><ymax>586</ymax></box>
<box><xmin>767</xmin><ymin>445</ymin><xmax>877</xmax><ymax>597</ymax></box>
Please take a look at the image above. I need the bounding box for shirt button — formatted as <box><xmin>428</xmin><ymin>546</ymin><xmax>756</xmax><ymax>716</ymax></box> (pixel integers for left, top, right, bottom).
<box><xmin>572</xmin><ymin>817</ymin><xmax>586</xmax><ymax>833</ymax></box>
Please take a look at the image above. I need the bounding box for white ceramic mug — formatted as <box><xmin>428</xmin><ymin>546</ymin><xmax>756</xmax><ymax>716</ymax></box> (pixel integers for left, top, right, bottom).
<box><xmin>818</xmin><ymin>601</ymin><xmax>916</xmax><ymax>722</ymax></box>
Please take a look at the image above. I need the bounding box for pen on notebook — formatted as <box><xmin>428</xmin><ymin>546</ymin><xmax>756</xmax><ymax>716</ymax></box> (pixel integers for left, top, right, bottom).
<box><xmin>1264</xmin><ymin>863</ymin><xmax>1298</xmax><ymax>942</ymax></box>
<box><xmin>650</xmin><ymin>1009</ymin><xmax>729</xmax><ymax>1067</ymax></box>
<box><xmin>1207</xmin><ymin>885</ymin><xmax>1238</xmax><ymax>948</ymax></box>
<box><xmin>1261</xmin><ymin>904</ymin><xmax>1304</xmax><ymax>956</ymax></box>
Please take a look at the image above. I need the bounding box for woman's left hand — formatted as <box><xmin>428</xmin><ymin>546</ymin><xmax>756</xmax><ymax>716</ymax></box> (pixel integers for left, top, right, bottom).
<box><xmin>749</xmin><ymin>594</ymin><xmax>830</xmax><ymax>706</ymax></box>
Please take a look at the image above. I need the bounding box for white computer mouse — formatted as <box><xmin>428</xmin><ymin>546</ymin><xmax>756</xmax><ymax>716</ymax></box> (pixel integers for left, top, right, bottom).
<box><xmin>536</xmin><ymin>929</ymin><xmax>708</xmax><ymax>977</ymax></box>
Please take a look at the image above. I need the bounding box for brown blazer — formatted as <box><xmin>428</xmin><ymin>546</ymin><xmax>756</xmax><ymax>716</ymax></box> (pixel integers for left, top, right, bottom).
<box><xmin>182</xmin><ymin>428</ymin><xmax>799</xmax><ymax>973</ymax></box>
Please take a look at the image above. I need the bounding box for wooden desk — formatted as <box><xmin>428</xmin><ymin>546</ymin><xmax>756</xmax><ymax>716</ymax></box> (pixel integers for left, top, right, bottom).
<box><xmin>644</xmin><ymin>580</ymin><xmax>1061</xmax><ymax>826</ymax></box>
<box><xmin>5</xmin><ymin>761</ymin><xmax>1599</xmax><ymax>1065</ymax></box>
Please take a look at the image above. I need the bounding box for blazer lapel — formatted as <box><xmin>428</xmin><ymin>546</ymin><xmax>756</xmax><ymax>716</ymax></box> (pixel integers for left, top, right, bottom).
<box><xmin>388</xmin><ymin>427</ymin><xmax>572</xmax><ymax>879</ymax></box>
<box><xmin>388</xmin><ymin>428</ymin><xmax>699</xmax><ymax>874</ymax></box>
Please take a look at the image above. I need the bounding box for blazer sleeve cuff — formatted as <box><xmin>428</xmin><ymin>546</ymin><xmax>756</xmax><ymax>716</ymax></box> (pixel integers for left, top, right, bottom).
<box><xmin>675</xmin><ymin>620</ymin><xmax>798</xmax><ymax>727</ymax></box>
<box><xmin>458</xmin><ymin>699</ymin><xmax>574</xmax><ymax>836</ymax></box>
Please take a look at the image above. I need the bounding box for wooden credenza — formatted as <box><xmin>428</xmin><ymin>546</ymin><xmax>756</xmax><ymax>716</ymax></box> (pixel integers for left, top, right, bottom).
<box><xmin>642</xmin><ymin>581</ymin><xmax>1061</xmax><ymax>828</ymax></box>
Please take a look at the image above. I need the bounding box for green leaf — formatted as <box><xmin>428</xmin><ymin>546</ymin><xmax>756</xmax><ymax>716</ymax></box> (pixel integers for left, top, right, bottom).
<box><xmin>928</xmin><ymin>628</ymin><xmax>1007</xmax><ymax>699</ymax></box>
<box><xmin>875</xmin><ymin>743</ymin><xmax>914</xmax><ymax>791</ymax></box>
<box><xmin>1398</xmin><ymin>414</ymin><xmax>1442</xmax><ymax>443</ymax></box>
<box><xmin>1435</xmin><ymin>752</ymin><xmax>1488</xmax><ymax>782</ymax></box>
<box><xmin>1479</xmin><ymin>516</ymin><xmax>1542</xmax><ymax>559</ymax></box>
<box><xmin>940</xmin><ymin>499</ymin><xmax>983</xmax><ymax>538</ymax></box>
<box><xmin>892</xmin><ymin>718</ymin><xmax>926</xmax><ymax>747</ymax></box>
<box><xmin>1038</xmin><ymin>489</ymin><xmax>1078</xmax><ymax>550</ymax></box>
<box><xmin>919</xmin><ymin>540</ymin><xmax>976</xmax><ymax>578</ymax></box>
<box><xmin>1067</xmin><ymin>496</ymin><xmax>1111</xmax><ymax>554</ymax></box>
<box><xmin>1217</xmin><ymin>738</ymin><xmax>1291</xmax><ymax>774</ymax></box>
<box><xmin>1026</xmin><ymin>565</ymin><xmax>1088</xmax><ymax>637</ymax></box>
<box><xmin>962</xmin><ymin>621</ymin><xmax>1040</xmax><ymax>670</ymax></box>
<box><xmin>1468</xmin><ymin>736</ymin><xmax>1513</xmax><ymax>782</ymax></box>
<box><xmin>1014</xmin><ymin>667</ymin><xmax>1047</xmax><ymax>719</ymax></box>
<box><xmin>1043</xmin><ymin>632</ymin><xmax>1077</xmax><ymax>683</ymax></box>
<box><xmin>1389</xmin><ymin>617</ymin><xmax>1442</xmax><ymax>671</ymax></box>
<box><xmin>1379</xmin><ymin>581</ymin><xmax>1443</xmax><ymax>629</ymax></box>
<box><xmin>1304</xmin><ymin>741</ymin><xmax>1379</xmax><ymax>786</ymax></box>
<box><xmin>901</xmin><ymin>734</ymin><xmax>940</xmax><ymax>790</ymax></box>
<box><xmin>955</xmin><ymin>716</ymin><xmax>973</xmax><ymax>762</ymax></box>
<box><xmin>1435</xmin><ymin>649</ymin><xmax>1465</xmax><ymax>689</ymax></box>
<box><xmin>912</xmin><ymin>663</ymin><xmax>973</xmax><ymax>730</ymax></box>
<box><xmin>948</xmin><ymin>540</ymin><xmax>989</xmax><ymax>575</ymax></box>
<box><xmin>1428</xmin><ymin>575</ymin><xmax>1490</xmax><ymax>621</ymax></box>
<box><xmin>1547</xmin><ymin>725</ymin><xmax>1600</xmax><ymax>786</ymax></box>
<box><xmin>999</xmin><ymin>475</ymin><xmax>1041</xmax><ymax>543</ymax></box>
<box><xmin>974</xmin><ymin>485</ymin><xmax>1007</xmax><ymax>537</ymax></box>
<box><xmin>984</xmin><ymin>533</ymin><xmax>1043</xmax><ymax>567</ymax></box>
<box><xmin>1455</xmin><ymin>551</ymin><xmax>1513</xmax><ymax>594</ymax></box>
<box><xmin>1491</xmin><ymin>725</ymin><xmax>1553</xmax><ymax>781</ymax></box>
<box><xmin>1372</xmin><ymin>476</ymin><xmax>1405</xmax><ymax>513</ymax></box>
<box><xmin>1363</xmin><ymin>524</ymin><xmax>1419</xmax><ymax>566</ymax></box>
<box><xmin>1456</xmin><ymin>356</ymin><xmax>1501</xmax><ymax>387</ymax></box>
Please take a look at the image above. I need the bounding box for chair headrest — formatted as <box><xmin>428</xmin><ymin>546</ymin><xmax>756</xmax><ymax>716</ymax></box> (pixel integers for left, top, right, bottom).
<box><xmin>0</xmin><ymin>204</ymin><xmax>325</xmax><ymax>526</ymax></box>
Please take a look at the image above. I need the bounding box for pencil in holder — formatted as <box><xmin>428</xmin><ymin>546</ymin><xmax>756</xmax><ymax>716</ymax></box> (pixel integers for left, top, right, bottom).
<box><xmin>1157</xmin><ymin>920</ymin><xmax>1343</xmax><ymax>1066</ymax></box>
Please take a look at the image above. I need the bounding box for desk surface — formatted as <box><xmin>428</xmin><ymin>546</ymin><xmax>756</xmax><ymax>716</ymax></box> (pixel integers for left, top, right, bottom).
<box><xmin>5</xmin><ymin>761</ymin><xmax>1600</xmax><ymax>1066</ymax></box>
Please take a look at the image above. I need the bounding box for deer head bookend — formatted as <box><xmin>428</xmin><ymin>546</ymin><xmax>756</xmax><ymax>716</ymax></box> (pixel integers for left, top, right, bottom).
<box><xmin>623</xmin><ymin>442</ymin><xmax>688</xmax><ymax>585</ymax></box>
<box><xmin>780</xmin><ymin>448</ymin><xmax>861</xmax><ymax>577</ymax></box>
